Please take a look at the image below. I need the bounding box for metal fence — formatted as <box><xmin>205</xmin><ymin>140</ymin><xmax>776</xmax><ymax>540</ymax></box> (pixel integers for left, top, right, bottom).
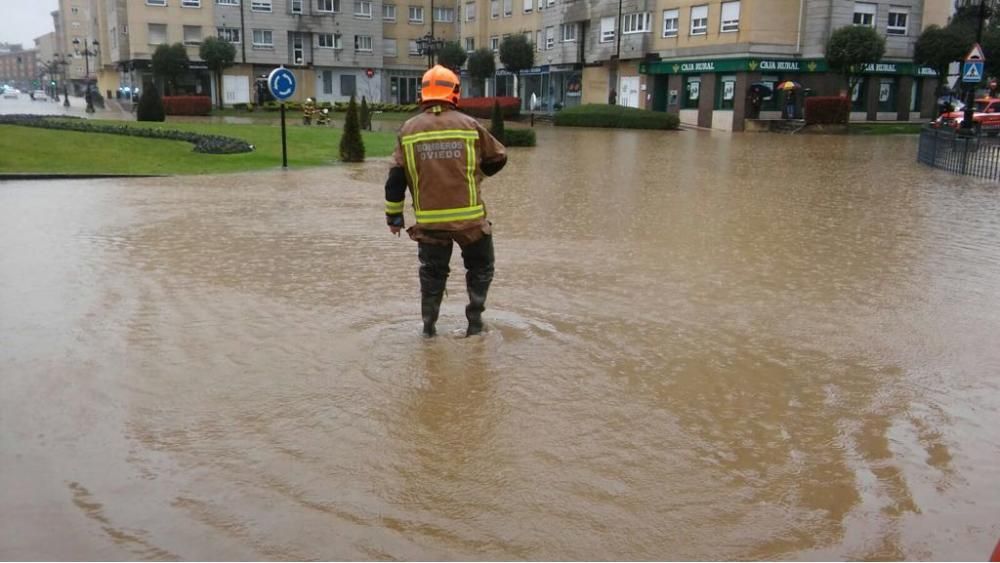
<box><xmin>918</xmin><ymin>125</ymin><xmax>1000</xmax><ymax>181</ymax></box>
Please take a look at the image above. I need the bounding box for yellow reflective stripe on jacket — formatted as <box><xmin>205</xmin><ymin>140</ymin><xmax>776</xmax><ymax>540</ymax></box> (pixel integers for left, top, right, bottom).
<box><xmin>385</xmin><ymin>200</ymin><xmax>405</xmax><ymax>214</ymax></box>
<box><xmin>404</xmin><ymin>142</ymin><xmax>420</xmax><ymax>211</ymax></box>
<box><xmin>414</xmin><ymin>205</ymin><xmax>485</xmax><ymax>224</ymax></box>
<box><xmin>401</xmin><ymin>128</ymin><xmax>480</xmax><ymax>214</ymax></box>
<box><xmin>400</xmin><ymin>129</ymin><xmax>479</xmax><ymax>144</ymax></box>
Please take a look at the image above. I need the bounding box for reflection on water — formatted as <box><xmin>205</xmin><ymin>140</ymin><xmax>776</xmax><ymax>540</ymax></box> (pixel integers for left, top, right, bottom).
<box><xmin>1</xmin><ymin>128</ymin><xmax>999</xmax><ymax>560</ymax></box>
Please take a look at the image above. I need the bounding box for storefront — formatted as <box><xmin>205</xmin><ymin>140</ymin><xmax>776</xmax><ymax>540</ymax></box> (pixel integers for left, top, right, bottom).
<box><xmin>641</xmin><ymin>57</ymin><xmax>940</xmax><ymax>131</ymax></box>
<box><xmin>486</xmin><ymin>64</ymin><xmax>582</xmax><ymax>113</ymax></box>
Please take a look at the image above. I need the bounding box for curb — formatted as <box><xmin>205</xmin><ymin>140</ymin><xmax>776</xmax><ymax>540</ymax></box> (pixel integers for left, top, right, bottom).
<box><xmin>0</xmin><ymin>174</ymin><xmax>166</xmax><ymax>181</ymax></box>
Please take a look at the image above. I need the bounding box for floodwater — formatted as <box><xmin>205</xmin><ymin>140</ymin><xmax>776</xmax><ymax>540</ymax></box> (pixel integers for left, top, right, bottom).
<box><xmin>2</xmin><ymin>127</ymin><xmax>1000</xmax><ymax>561</ymax></box>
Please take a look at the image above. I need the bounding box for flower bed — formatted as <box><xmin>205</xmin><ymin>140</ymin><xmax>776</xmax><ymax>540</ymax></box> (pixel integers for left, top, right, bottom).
<box><xmin>162</xmin><ymin>96</ymin><xmax>212</xmax><ymax>116</ymax></box>
<box><xmin>0</xmin><ymin>114</ymin><xmax>254</xmax><ymax>154</ymax></box>
<box><xmin>458</xmin><ymin>97</ymin><xmax>521</xmax><ymax>119</ymax></box>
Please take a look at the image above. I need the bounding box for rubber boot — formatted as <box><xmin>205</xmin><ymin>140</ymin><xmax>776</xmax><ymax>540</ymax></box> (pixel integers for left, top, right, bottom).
<box><xmin>465</xmin><ymin>282</ymin><xmax>490</xmax><ymax>337</ymax></box>
<box><xmin>422</xmin><ymin>292</ymin><xmax>443</xmax><ymax>338</ymax></box>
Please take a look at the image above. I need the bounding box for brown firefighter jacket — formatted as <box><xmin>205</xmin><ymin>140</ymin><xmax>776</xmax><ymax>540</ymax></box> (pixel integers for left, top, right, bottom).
<box><xmin>385</xmin><ymin>105</ymin><xmax>507</xmax><ymax>241</ymax></box>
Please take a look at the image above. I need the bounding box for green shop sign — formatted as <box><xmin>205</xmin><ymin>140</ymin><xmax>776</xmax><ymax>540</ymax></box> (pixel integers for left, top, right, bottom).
<box><xmin>640</xmin><ymin>58</ymin><xmax>936</xmax><ymax>77</ymax></box>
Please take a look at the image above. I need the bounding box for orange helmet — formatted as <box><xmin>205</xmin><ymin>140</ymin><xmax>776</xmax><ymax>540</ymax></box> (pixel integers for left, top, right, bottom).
<box><xmin>420</xmin><ymin>65</ymin><xmax>461</xmax><ymax>106</ymax></box>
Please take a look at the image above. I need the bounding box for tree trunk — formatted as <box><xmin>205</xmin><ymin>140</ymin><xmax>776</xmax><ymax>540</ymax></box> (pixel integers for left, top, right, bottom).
<box><xmin>217</xmin><ymin>70</ymin><xmax>224</xmax><ymax>109</ymax></box>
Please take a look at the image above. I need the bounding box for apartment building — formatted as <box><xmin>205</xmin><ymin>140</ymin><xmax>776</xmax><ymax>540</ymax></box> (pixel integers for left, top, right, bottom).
<box><xmin>56</xmin><ymin>0</ymin><xmax>100</xmax><ymax>93</ymax></box>
<box><xmin>0</xmin><ymin>48</ymin><xmax>39</xmax><ymax>91</ymax></box>
<box><xmin>382</xmin><ymin>0</ymin><xmax>459</xmax><ymax>103</ymax></box>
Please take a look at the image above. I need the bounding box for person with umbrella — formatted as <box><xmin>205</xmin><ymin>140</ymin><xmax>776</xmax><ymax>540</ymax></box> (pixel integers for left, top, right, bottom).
<box><xmin>776</xmin><ymin>80</ymin><xmax>801</xmax><ymax>119</ymax></box>
<box><xmin>747</xmin><ymin>83</ymin><xmax>772</xmax><ymax>119</ymax></box>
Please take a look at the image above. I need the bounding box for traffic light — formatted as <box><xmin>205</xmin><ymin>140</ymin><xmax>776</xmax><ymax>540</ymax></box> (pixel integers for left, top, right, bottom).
<box><xmin>50</xmin><ymin>80</ymin><xmax>56</xmax><ymax>86</ymax></box>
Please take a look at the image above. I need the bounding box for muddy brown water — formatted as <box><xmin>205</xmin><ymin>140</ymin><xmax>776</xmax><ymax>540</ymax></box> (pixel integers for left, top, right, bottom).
<box><xmin>2</xmin><ymin>127</ymin><xmax>999</xmax><ymax>560</ymax></box>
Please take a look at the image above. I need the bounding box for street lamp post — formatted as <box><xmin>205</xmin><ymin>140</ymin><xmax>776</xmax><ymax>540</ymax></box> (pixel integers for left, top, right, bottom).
<box><xmin>962</xmin><ymin>0</ymin><xmax>988</xmax><ymax>134</ymax></box>
<box><xmin>415</xmin><ymin>0</ymin><xmax>445</xmax><ymax>69</ymax></box>
<box><xmin>73</xmin><ymin>38</ymin><xmax>100</xmax><ymax>113</ymax></box>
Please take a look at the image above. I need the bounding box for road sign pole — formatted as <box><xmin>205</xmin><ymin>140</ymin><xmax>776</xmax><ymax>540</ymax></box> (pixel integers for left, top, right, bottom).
<box><xmin>280</xmin><ymin>102</ymin><xmax>288</xmax><ymax>169</ymax></box>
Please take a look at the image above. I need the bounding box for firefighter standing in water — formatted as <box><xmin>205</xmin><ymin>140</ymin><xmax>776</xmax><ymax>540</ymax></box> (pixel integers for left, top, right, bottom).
<box><xmin>384</xmin><ymin>65</ymin><xmax>508</xmax><ymax>337</ymax></box>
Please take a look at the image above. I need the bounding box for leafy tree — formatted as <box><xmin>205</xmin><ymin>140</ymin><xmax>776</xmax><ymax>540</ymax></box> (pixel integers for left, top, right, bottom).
<box><xmin>199</xmin><ymin>37</ymin><xmax>236</xmax><ymax>109</ymax></box>
<box><xmin>437</xmin><ymin>41</ymin><xmax>468</xmax><ymax>73</ymax></box>
<box><xmin>360</xmin><ymin>95</ymin><xmax>371</xmax><ymax>130</ymax></box>
<box><xmin>499</xmin><ymin>34</ymin><xmax>534</xmax><ymax>96</ymax></box>
<box><xmin>151</xmin><ymin>43</ymin><xmax>190</xmax><ymax>96</ymax></box>
<box><xmin>136</xmin><ymin>85</ymin><xmax>166</xmax><ymax>122</ymax></box>
<box><xmin>467</xmin><ymin>48</ymin><xmax>496</xmax><ymax>97</ymax></box>
<box><xmin>489</xmin><ymin>99</ymin><xmax>505</xmax><ymax>143</ymax></box>
<box><xmin>340</xmin><ymin>95</ymin><xmax>365</xmax><ymax>162</ymax></box>
<box><xmin>825</xmin><ymin>25</ymin><xmax>886</xmax><ymax>93</ymax></box>
<box><xmin>915</xmin><ymin>25</ymin><xmax>970</xmax><ymax>88</ymax></box>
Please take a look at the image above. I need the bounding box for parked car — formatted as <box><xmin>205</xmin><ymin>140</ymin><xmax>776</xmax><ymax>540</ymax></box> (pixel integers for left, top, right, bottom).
<box><xmin>2</xmin><ymin>88</ymin><xmax>18</xmax><ymax>99</ymax></box>
<box><xmin>932</xmin><ymin>97</ymin><xmax>1000</xmax><ymax>135</ymax></box>
<box><xmin>31</xmin><ymin>90</ymin><xmax>48</xmax><ymax>101</ymax></box>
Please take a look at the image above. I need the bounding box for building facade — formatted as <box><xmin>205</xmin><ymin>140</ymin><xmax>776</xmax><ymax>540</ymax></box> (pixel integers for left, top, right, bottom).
<box><xmin>0</xmin><ymin>47</ymin><xmax>40</xmax><ymax>92</ymax></box>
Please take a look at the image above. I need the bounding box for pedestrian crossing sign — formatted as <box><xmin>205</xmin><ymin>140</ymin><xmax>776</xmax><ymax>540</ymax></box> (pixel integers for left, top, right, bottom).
<box><xmin>963</xmin><ymin>61</ymin><xmax>984</xmax><ymax>83</ymax></box>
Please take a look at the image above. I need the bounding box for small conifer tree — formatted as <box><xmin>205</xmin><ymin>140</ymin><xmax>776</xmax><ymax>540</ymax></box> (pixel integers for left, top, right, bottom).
<box><xmin>339</xmin><ymin>95</ymin><xmax>366</xmax><ymax>162</ymax></box>
<box><xmin>489</xmin><ymin>99</ymin><xmax>506</xmax><ymax>143</ymax></box>
<box><xmin>136</xmin><ymin>85</ymin><xmax>166</xmax><ymax>122</ymax></box>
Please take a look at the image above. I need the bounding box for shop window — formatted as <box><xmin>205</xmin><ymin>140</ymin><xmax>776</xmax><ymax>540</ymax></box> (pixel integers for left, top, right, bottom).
<box><xmin>853</xmin><ymin>2</ymin><xmax>876</xmax><ymax>27</ymax></box>
<box><xmin>888</xmin><ymin>7</ymin><xmax>908</xmax><ymax>35</ymax></box>
<box><xmin>760</xmin><ymin>75</ymin><xmax>778</xmax><ymax>111</ymax></box>
<box><xmin>720</xmin><ymin>1</ymin><xmax>740</xmax><ymax>32</ymax></box>
<box><xmin>690</xmin><ymin>5</ymin><xmax>708</xmax><ymax>35</ymax></box>
<box><xmin>851</xmin><ymin>78</ymin><xmax>867</xmax><ymax>112</ymax></box>
<box><xmin>684</xmin><ymin>77</ymin><xmax>701</xmax><ymax>109</ymax></box>
<box><xmin>910</xmin><ymin>79</ymin><xmax>921</xmax><ymax>112</ymax></box>
<box><xmin>878</xmin><ymin>78</ymin><xmax>896</xmax><ymax>112</ymax></box>
<box><xmin>341</xmin><ymin>74</ymin><xmax>356</xmax><ymax>96</ymax></box>
<box><xmin>663</xmin><ymin>9</ymin><xmax>678</xmax><ymax>37</ymax></box>
<box><xmin>716</xmin><ymin>76</ymin><xmax>736</xmax><ymax>109</ymax></box>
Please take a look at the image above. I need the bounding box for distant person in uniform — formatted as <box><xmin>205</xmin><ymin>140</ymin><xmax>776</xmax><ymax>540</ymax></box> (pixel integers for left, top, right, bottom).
<box><xmin>784</xmin><ymin>90</ymin><xmax>797</xmax><ymax>119</ymax></box>
<box><xmin>609</xmin><ymin>89</ymin><xmax>617</xmax><ymax>105</ymax></box>
<box><xmin>383</xmin><ymin>65</ymin><xmax>508</xmax><ymax>337</ymax></box>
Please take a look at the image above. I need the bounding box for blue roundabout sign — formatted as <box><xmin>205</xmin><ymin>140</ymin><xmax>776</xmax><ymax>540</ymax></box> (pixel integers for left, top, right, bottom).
<box><xmin>268</xmin><ymin>67</ymin><xmax>297</xmax><ymax>101</ymax></box>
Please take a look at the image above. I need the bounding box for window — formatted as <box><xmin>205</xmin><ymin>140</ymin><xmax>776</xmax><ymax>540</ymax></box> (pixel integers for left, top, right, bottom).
<box><xmin>217</xmin><ymin>0</ymin><xmax>240</xmax><ymax>5</ymax></box>
<box><xmin>490</xmin><ymin>35</ymin><xmax>499</xmax><ymax>51</ymax></box>
<box><xmin>662</xmin><ymin>9</ymin><xmax>678</xmax><ymax>37</ymax></box>
<box><xmin>491</xmin><ymin>0</ymin><xmax>499</xmax><ymax>18</ymax></box>
<box><xmin>465</xmin><ymin>2</ymin><xmax>476</xmax><ymax>20</ymax></box>
<box><xmin>316</xmin><ymin>0</ymin><xmax>338</xmax><ymax>12</ymax></box>
<box><xmin>409</xmin><ymin>39</ymin><xmax>420</xmax><ymax>55</ymax></box>
<box><xmin>146</xmin><ymin>0</ymin><xmax>166</xmax><ymax>5</ymax></box>
<box><xmin>623</xmin><ymin>12</ymin><xmax>650</xmax><ymax>34</ymax></box>
<box><xmin>218</xmin><ymin>27</ymin><xmax>241</xmax><ymax>42</ymax></box>
<box><xmin>318</xmin><ymin>32</ymin><xmax>336</xmax><ymax>47</ymax></box>
<box><xmin>341</xmin><ymin>74</ymin><xmax>356</xmax><ymax>96</ymax></box>
<box><xmin>182</xmin><ymin>0</ymin><xmax>201</xmax><ymax>6</ymax></box>
<box><xmin>354</xmin><ymin>1</ymin><xmax>372</xmax><ymax>18</ymax></box>
<box><xmin>600</xmin><ymin>16</ymin><xmax>615</xmax><ymax>42</ymax></box>
<box><xmin>354</xmin><ymin>34</ymin><xmax>372</xmax><ymax>51</ymax></box>
<box><xmin>547</xmin><ymin>0</ymin><xmax>554</xmax><ymax>5</ymax></box>
<box><xmin>716</xmin><ymin>75</ymin><xmax>736</xmax><ymax>109</ymax></box>
<box><xmin>291</xmin><ymin>32</ymin><xmax>304</xmax><ymax>63</ymax></box>
<box><xmin>148</xmin><ymin>23</ymin><xmax>167</xmax><ymax>44</ymax></box>
<box><xmin>690</xmin><ymin>5</ymin><xmax>708</xmax><ymax>35</ymax></box>
<box><xmin>251</xmin><ymin>0</ymin><xmax>271</xmax><ymax>11</ymax></box>
<box><xmin>888</xmin><ymin>7</ymin><xmax>908</xmax><ymax>35</ymax></box>
<box><xmin>561</xmin><ymin>23</ymin><xmax>577</xmax><ymax>42</ymax></box>
<box><xmin>291</xmin><ymin>0</ymin><xmax>303</xmax><ymax>13</ymax></box>
<box><xmin>111</xmin><ymin>27</ymin><xmax>117</xmax><ymax>48</ymax></box>
<box><xmin>183</xmin><ymin>25</ymin><xmax>203</xmax><ymax>45</ymax></box>
<box><xmin>720</xmin><ymin>1</ymin><xmax>739</xmax><ymax>32</ymax></box>
<box><xmin>383</xmin><ymin>3</ymin><xmax>396</xmax><ymax>19</ymax></box>
<box><xmin>464</xmin><ymin>37</ymin><xmax>474</xmax><ymax>51</ymax></box>
<box><xmin>536</xmin><ymin>30</ymin><xmax>542</xmax><ymax>50</ymax></box>
<box><xmin>545</xmin><ymin>26</ymin><xmax>554</xmax><ymax>49</ymax></box>
<box><xmin>434</xmin><ymin>7</ymin><xmax>454</xmax><ymax>21</ymax></box>
<box><xmin>503</xmin><ymin>0</ymin><xmax>512</xmax><ymax>16</ymax></box>
<box><xmin>252</xmin><ymin>29</ymin><xmax>273</xmax><ymax>47</ymax></box>
<box><xmin>383</xmin><ymin>37</ymin><xmax>397</xmax><ymax>56</ymax></box>
<box><xmin>71</xmin><ymin>6</ymin><xmax>80</xmax><ymax>12</ymax></box>
<box><xmin>323</xmin><ymin>70</ymin><xmax>333</xmax><ymax>94</ymax></box>
<box><xmin>523</xmin><ymin>0</ymin><xmax>532</xmax><ymax>12</ymax></box>
<box><xmin>684</xmin><ymin>76</ymin><xmax>700</xmax><ymax>108</ymax></box>
<box><xmin>853</xmin><ymin>2</ymin><xmax>876</xmax><ymax>27</ymax></box>
<box><xmin>409</xmin><ymin>5</ymin><xmax>423</xmax><ymax>21</ymax></box>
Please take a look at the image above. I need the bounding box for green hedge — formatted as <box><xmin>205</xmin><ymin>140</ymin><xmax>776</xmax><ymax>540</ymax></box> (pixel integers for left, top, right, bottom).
<box><xmin>554</xmin><ymin>104</ymin><xmax>679</xmax><ymax>130</ymax></box>
<box><xmin>254</xmin><ymin>101</ymin><xmax>419</xmax><ymax>113</ymax></box>
<box><xmin>0</xmin><ymin>114</ymin><xmax>254</xmax><ymax>154</ymax></box>
<box><xmin>502</xmin><ymin>128</ymin><xmax>536</xmax><ymax>147</ymax></box>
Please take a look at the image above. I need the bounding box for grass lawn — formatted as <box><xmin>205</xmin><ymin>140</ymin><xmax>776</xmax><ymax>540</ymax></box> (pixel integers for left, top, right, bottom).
<box><xmin>0</xmin><ymin>119</ymin><xmax>397</xmax><ymax>175</ymax></box>
<box><xmin>848</xmin><ymin>122</ymin><xmax>925</xmax><ymax>135</ymax></box>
